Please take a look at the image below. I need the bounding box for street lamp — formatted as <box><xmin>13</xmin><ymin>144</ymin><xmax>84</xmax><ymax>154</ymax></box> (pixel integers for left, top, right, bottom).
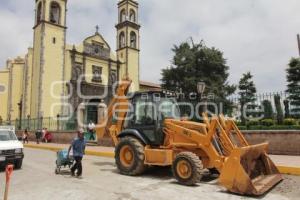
<box><xmin>197</xmin><ymin>82</ymin><xmax>207</xmax><ymax>113</ymax></box>
<box><xmin>27</xmin><ymin>115</ymin><xmax>30</xmax><ymax>130</ymax></box>
<box><xmin>17</xmin><ymin>100</ymin><xmax>23</xmax><ymax>130</ymax></box>
<box><xmin>197</xmin><ymin>82</ymin><xmax>206</xmax><ymax>95</ymax></box>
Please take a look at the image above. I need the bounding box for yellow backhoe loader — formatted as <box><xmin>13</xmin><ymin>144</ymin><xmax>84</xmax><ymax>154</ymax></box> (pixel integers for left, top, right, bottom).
<box><xmin>96</xmin><ymin>79</ymin><xmax>282</xmax><ymax>196</ymax></box>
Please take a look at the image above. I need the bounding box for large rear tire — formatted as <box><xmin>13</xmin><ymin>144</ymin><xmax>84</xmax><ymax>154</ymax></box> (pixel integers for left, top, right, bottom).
<box><xmin>172</xmin><ymin>152</ymin><xmax>204</xmax><ymax>186</ymax></box>
<box><xmin>115</xmin><ymin>137</ymin><xmax>146</xmax><ymax>176</ymax></box>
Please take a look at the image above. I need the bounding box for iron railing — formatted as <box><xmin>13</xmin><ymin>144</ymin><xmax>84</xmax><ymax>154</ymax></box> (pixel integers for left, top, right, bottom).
<box><xmin>2</xmin><ymin>117</ymin><xmax>77</xmax><ymax>131</ymax></box>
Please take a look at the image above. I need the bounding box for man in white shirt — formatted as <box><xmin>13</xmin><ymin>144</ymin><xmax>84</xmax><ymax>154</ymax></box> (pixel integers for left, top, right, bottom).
<box><xmin>87</xmin><ymin>121</ymin><xmax>96</xmax><ymax>141</ymax></box>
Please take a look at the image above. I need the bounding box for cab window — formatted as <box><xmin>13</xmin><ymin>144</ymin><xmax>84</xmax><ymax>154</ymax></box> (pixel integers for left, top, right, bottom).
<box><xmin>133</xmin><ymin>96</ymin><xmax>155</xmax><ymax>126</ymax></box>
<box><xmin>159</xmin><ymin>98</ymin><xmax>181</xmax><ymax>120</ymax></box>
<box><xmin>0</xmin><ymin>130</ymin><xmax>17</xmax><ymax>141</ymax></box>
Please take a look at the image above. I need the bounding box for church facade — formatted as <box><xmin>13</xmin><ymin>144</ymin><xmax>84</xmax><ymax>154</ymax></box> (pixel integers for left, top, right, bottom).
<box><xmin>0</xmin><ymin>0</ymin><xmax>149</xmax><ymax>126</ymax></box>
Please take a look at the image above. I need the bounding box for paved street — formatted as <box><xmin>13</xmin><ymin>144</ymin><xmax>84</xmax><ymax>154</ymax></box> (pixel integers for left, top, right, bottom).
<box><xmin>0</xmin><ymin>148</ymin><xmax>299</xmax><ymax>200</ymax></box>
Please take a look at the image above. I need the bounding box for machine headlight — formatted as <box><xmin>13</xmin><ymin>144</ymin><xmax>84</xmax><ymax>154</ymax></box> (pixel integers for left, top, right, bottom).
<box><xmin>15</xmin><ymin>148</ymin><xmax>22</xmax><ymax>153</ymax></box>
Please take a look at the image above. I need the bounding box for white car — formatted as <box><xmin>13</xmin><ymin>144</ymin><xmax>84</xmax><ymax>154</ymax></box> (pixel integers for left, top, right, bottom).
<box><xmin>0</xmin><ymin>126</ymin><xmax>24</xmax><ymax>169</ymax></box>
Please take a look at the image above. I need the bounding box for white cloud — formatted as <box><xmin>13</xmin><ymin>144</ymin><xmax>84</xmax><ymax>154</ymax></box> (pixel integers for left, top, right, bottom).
<box><xmin>0</xmin><ymin>0</ymin><xmax>299</xmax><ymax>93</ymax></box>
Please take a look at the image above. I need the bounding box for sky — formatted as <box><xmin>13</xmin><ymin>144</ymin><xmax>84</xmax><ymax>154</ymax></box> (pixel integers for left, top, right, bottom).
<box><xmin>0</xmin><ymin>0</ymin><xmax>300</xmax><ymax>94</ymax></box>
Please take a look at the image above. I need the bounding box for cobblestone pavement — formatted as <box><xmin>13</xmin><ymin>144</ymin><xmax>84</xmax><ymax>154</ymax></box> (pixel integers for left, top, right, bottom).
<box><xmin>0</xmin><ymin>148</ymin><xmax>299</xmax><ymax>200</ymax></box>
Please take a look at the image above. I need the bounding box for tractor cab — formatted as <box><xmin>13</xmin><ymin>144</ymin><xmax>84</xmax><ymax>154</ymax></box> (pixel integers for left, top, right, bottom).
<box><xmin>122</xmin><ymin>91</ymin><xmax>181</xmax><ymax>146</ymax></box>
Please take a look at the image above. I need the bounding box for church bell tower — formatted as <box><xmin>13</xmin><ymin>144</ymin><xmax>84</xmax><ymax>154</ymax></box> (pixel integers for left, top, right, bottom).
<box><xmin>31</xmin><ymin>0</ymin><xmax>67</xmax><ymax>119</ymax></box>
<box><xmin>116</xmin><ymin>0</ymin><xmax>140</xmax><ymax>91</ymax></box>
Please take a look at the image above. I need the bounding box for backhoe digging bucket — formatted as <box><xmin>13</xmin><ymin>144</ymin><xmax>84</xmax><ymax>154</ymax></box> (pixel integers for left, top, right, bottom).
<box><xmin>219</xmin><ymin>143</ymin><xmax>283</xmax><ymax>196</ymax></box>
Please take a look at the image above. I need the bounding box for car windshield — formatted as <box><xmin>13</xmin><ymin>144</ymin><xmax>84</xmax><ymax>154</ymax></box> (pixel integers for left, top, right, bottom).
<box><xmin>159</xmin><ymin>98</ymin><xmax>181</xmax><ymax>120</ymax></box>
<box><xmin>0</xmin><ymin>130</ymin><xmax>17</xmax><ymax>141</ymax></box>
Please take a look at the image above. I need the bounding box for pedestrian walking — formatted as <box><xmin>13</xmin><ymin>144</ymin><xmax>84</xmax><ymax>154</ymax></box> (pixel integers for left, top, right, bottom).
<box><xmin>68</xmin><ymin>128</ymin><xmax>86</xmax><ymax>178</ymax></box>
<box><xmin>88</xmin><ymin>121</ymin><xmax>96</xmax><ymax>141</ymax></box>
<box><xmin>22</xmin><ymin>129</ymin><xmax>29</xmax><ymax>144</ymax></box>
<box><xmin>35</xmin><ymin>129</ymin><xmax>42</xmax><ymax>144</ymax></box>
<box><xmin>42</xmin><ymin>128</ymin><xmax>52</xmax><ymax>143</ymax></box>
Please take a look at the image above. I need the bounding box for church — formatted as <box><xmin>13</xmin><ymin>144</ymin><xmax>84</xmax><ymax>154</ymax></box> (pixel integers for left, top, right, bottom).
<box><xmin>0</xmin><ymin>0</ymin><xmax>160</xmax><ymax>126</ymax></box>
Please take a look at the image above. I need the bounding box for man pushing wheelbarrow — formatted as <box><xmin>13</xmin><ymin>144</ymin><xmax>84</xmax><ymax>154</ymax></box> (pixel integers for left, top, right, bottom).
<box><xmin>67</xmin><ymin>128</ymin><xmax>86</xmax><ymax>178</ymax></box>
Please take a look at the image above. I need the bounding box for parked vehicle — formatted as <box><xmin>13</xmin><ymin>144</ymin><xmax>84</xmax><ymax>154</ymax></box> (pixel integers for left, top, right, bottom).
<box><xmin>0</xmin><ymin>126</ymin><xmax>24</xmax><ymax>169</ymax></box>
<box><xmin>95</xmin><ymin>79</ymin><xmax>282</xmax><ymax>196</ymax></box>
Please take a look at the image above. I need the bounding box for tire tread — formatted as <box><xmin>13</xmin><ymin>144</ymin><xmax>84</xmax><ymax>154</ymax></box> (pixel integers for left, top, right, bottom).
<box><xmin>172</xmin><ymin>152</ymin><xmax>204</xmax><ymax>185</ymax></box>
<box><xmin>115</xmin><ymin>137</ymin><xmax>145</xmax><ymax>176</ymax></box>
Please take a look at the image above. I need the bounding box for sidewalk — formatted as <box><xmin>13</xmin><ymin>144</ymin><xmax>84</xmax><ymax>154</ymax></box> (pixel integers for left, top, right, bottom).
<box><xmin>269</xmin><ymin>155</ymin><xmax>300</xmax><ymax>176</ymax></box>
<box><xmin>24</xmin><ymin>142</ymin><xmax>300</xmax><ymax>175</ymax></box>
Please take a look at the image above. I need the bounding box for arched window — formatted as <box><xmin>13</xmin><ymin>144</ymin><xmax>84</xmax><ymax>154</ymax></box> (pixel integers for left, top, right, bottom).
<box><xmin>36</xmin><ymin>2</ymin><xmax>42</xmax><ymax>24</ymax></box>
<box><xmin>120</xmin><ymin>9</ymin><xmax>126</xmax><ymax>22</ymax></box>
<box><xmin>119</xmin><ymin>32</ymin><xmax>125</xmax><ymax>48</ymax></box>
<box><xmin>50</xmin><ymin>1</ymin><xmax>60</xmax><ymax>24</ymax></box>
<box><xmin>130</xmin><ymin>31</ymin><xmax>137</xmax><ymax>48</ymax></box>
<box><xmin>129</xmin><ymin>9</ymin><xmax>136</xmax><ymax>22</ymax></box>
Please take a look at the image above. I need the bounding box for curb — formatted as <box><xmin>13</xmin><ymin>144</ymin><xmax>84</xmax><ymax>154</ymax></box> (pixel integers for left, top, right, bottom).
<box><xmin>24</xmin><ymin>144</ymin><xmax>114</xmax><ymax>158</ymax></box>
<box><xmin>277</xmin><ymin>166</ymin><xmax>300</xmax><ymax>176</ymax></box>
<box><xmin>24</xmin><ymin>144</ymin><xmax>300</xmax><ymax>175</ymax></box>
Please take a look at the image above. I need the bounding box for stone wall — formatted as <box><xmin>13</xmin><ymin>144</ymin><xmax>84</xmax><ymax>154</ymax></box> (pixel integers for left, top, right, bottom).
<box><xmin>17</xmin><ymin>130</ymin><xmax>300</xmax><ymax>155</ymax></box>
<box><xmin>16</xmin><ymin>130</ymin><xmax>114</xmax><ymax>146</ymax></box>
<box><xmin>16</xmin><ymin>130</ymin><xmax>77</xmax><ymax>144</ymax></box>
<box><xmin>243</xmin><ymin>130</ymin><xmax>300</xmax><ymax>156</ymax></box>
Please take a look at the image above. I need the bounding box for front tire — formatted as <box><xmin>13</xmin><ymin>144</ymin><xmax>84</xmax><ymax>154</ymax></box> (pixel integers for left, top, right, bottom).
<box><xmin>115</xmin><ymin>137</ymin><xmax>146</xmax><ymax>176</ymax></box>
<box><xmin>172</xmin><ymin>152</ymin><xmax>204</xmax><ymax>186</ymax></box>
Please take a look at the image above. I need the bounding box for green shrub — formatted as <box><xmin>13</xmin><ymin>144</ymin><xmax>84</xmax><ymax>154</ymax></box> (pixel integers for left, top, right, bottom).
<box><xmin>236</xmin><ymin>121</ymin><xmax>243</xmax><ymax>126</ymax></box>
<box><xmin>268</xmin><ymin>125</ymin><xmax>288</xmax><ymax>130</ymax></box>
<box><xmin>247</xmin><ymin>125</ymin><xmax>264</xmax><ymax>130</ymax></box>
<box><xmin>247</xmin><ymin>120</ymin><xmax>260</xmax><ymax>126</ymax></box>
<box><xmin>283</xmin><ymin>118</ymin><xmax>297</xmax><ymax>126</ymax></box>
<box><xmin>260</xmin><ymin>119</ymin><xmax>275</xmax><ymax>126</ymax></box>
<box><xmin>292</xmin><ymin>125</ymin><xmax>300</xmax><ymax>130</ymax></box>
<box><xmin>238</xmin><ymin>126</ymin><xmax>247</xmax><ymax>130</ymax></box>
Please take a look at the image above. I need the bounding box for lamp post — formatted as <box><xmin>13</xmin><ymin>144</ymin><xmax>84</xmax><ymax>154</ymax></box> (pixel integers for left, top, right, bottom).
<box><xmin>57</xmin><ymin>114</ymin><xmax>60</xmax><ymax>131</ymax></box>
<box><xmin>17</xmin><ymin>100</ymin><xmax>23</xmax><ymax>130</ymax></box>
<box><xmin>197</xmin><ymin>82</ymin><xmax>206</xmax><ymax>113</ymax></box>
<box><xmin>197</xmin><ymin>82</ymin><xmax>206</xmax><ymax>95</ymax></box>
<box><xmin>27</xmin><ymin>115</ymin><xmax>30</xmax><ymax>130</ymax></box>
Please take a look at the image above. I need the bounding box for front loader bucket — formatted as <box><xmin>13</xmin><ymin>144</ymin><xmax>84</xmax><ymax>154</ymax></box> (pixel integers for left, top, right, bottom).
<box><xmin>218</xmin><ymin>143</ymin><xmax>283</xmax><ymax>196</ymax></box>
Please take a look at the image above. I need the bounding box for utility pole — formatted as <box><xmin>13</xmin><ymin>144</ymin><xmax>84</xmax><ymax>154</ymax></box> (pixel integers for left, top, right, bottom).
<box><xmin>297</xmin><ymin>34</ymin><xmax>300</xmax><ymax>57</ymax></box>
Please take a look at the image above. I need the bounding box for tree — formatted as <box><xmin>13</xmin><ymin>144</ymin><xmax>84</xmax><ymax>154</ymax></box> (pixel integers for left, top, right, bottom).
<box><xmin>161</xmin><ymin>40</ymin><xmax>236</xmax><ymax>115</ymax></box>
<box><xmin>238</xmin><ymin>72</ymin><xmax>257</xmax><ymax>125</ymax></box>
<box><xmin>274</xmin><ymin>95</ymin><xmax>284</xmax><ymax>124</ymax></box>
<box><xmin>286</xmin><ymin>58</ymin><xmax>300</xmax><ymax>116</ymax></box>
<box><xmin>262</xmin><ymin>100</ymin><xmax>273</xmax><ymax>119</ymax></box>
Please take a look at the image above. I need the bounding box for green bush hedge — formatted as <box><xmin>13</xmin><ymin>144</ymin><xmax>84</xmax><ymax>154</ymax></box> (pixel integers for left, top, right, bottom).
<box><xmin>238</xmin><ymin>126</ymin><xmax>247</xmax><ymax>130</ymax></box>
<box><xmin>246</xmin><ymin>125</ymin><xmax>264</xmax><ymax>130</ymax></box>
<box><xmin>247</xmin><ymin>120</ymin><xmax>260</xmax><ymax>126</ymax></box>
<box><xmin>260</xmin><ymin>119</ymin><xmax>275</xmax><ymax>126</ymax></box>
<box><xmin>236</xmin><ymin>121</ymin><xmax>244</xmax><ymax>126</ymax></box>
<box><xmin>283</xmin><ymin>118</ymin><xmax>297</xmax><ymax>126</ymax></box>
